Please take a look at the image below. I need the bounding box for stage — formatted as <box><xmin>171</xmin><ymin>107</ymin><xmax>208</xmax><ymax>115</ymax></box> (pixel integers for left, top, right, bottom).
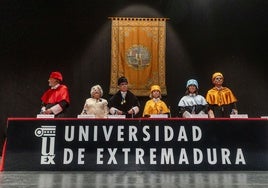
<box><xmin>1</xmin><ymin>170</ymin><xmax>268</xmax><ymax>187</ymax></box>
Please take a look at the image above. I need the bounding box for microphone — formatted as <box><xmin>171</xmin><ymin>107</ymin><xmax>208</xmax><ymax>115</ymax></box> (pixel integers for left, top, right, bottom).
<box><xmin>131</xmin><ymin>106</ymin><xmax>134</xmax><ymax>118</ymax></box>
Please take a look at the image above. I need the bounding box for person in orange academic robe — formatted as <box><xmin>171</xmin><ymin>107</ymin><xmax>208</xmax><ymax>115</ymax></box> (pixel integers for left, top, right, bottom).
<box><xmin>206</xmin><ymin>72</ymin><xmax>238</xmax><ymax>118</ymax></box>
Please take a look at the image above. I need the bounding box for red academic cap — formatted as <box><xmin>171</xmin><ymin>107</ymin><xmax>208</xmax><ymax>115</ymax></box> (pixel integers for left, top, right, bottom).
<box><xmin>50</xmin><ymin>71</ymin><xmax>63</xmax><ymax>82</ymax></box>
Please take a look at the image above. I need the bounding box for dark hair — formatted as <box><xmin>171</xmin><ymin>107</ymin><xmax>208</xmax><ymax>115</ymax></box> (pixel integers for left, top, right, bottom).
<box><xmin>117</xmin><ymin>76</ymin><xmax>128</xmax><ymax>85</ymax></box>
<box><xmin>185</xmin><ymin>87</ymin><xmax>199</xmax><ymax>95</ymax></box>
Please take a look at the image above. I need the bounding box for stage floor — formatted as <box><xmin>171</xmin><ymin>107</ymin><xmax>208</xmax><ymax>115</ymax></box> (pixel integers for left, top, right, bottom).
<box><xmin>0</xmin><ymin>171</ymin><xmax>268</xmax><ymax>188</ymax></box>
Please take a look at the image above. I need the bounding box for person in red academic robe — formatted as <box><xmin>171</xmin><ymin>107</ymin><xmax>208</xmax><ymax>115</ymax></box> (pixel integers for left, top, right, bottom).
<box><xmin>40</xmin><ymin>71</ymin><xmax>70</xmax><ymax>117</ymax></box>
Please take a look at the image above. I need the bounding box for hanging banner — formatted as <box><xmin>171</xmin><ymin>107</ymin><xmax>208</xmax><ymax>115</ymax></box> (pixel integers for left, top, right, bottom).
<box><xmin>109</xmin><ymin>17</ymin><xmax>168</xmax><ymax>96</ymax></box>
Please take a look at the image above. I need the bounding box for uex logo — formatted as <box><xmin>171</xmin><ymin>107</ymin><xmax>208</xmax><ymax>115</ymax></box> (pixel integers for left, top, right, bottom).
<box><xmin>35</xmin><ymin>125</ymin><xmax>56</xmax><ymax>165</ymax></box>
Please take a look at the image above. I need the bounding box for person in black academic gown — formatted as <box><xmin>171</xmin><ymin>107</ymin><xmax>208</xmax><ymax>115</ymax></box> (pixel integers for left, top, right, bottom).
<box><xmin>108</xmin><ymin>76</ymin><xmax>140</xmax><ymax>118</ymax></box>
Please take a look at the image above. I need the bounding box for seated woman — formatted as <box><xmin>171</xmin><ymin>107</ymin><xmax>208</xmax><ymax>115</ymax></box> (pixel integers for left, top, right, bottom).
<box><xmin>178</xmin><ymin>79</ymin><xmax>208</xmax><ymax>118</ymax></box>
<box><xmin>142</xmin><ymin>85</ymin><xmax>170</xmax><ymax>117</ymax></box>
<box><xmin>81</xmin><ymin>84</ymin><xmax>109</xmax><ymax>118</ymax></box>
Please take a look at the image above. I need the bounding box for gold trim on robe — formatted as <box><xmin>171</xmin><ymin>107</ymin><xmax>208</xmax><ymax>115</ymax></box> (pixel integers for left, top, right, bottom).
<box><xmin>206</xmin><ymin>87</ymin><xmax>237</xmax><ymax>106</ymax></box>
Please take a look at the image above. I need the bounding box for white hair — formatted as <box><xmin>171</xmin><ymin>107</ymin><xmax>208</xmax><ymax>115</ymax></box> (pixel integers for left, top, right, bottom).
<box><xmin>90</xmin><ymin>85</ymin><xmax>103</xmax><ymax>97</ymax></box>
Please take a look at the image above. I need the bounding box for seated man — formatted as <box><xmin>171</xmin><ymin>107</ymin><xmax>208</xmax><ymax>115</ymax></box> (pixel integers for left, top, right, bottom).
<box><xmin>206</xmin><ymin>72</ymin><xmax>238</xmax><ymax>118</ymax></box>
<box><xmin>108</xmin><ymin>76</ymin><xmax>140</xmax><ymax>118</ymax></box>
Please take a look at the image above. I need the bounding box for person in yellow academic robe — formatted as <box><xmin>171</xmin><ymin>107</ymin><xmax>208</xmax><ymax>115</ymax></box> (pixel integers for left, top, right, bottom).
<box><xmin>143</xmin><ymin>85</ymin><xmax>170</xmax><ymax>117</ymax></box>
<box><xmin>206</xmin><ymin>72</ymin><xmax>238</xmax><ymax>118</ymax></box>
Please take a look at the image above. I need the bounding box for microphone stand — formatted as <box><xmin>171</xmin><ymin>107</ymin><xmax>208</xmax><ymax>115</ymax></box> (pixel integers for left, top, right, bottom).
<box><xmin>131</xmin><ymin>106</ymin><xmax>134</xmax><ymax>118</ymax></box>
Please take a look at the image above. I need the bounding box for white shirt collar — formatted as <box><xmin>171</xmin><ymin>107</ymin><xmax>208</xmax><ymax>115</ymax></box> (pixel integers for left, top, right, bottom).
<box><xmin>153</xmin><ymin>98</ymin><xmax>160</xmax><ymax>102</ymax></box>
<box><xmin>189</xmin><ymin>93</ymin><xmax>196</xmax><ymax>97</ymax></box>
<box><xmin>51</xmin><ymin>84</ymin><xmax>60</xmax><ymax>89</ymax></box>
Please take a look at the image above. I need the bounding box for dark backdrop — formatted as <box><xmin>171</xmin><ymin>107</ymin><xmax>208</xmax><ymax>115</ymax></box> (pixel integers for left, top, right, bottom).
<box><xmin>1</xmin><ymin>0</ymin><xmax>267</xmax><ymax>154</ymax></box>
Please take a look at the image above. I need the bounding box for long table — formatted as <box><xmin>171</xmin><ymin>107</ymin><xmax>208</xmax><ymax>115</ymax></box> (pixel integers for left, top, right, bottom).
<box><xmin>2</xmin><ymin>118</ymin><xmax>268</xmax><ymax>171</ymax></box>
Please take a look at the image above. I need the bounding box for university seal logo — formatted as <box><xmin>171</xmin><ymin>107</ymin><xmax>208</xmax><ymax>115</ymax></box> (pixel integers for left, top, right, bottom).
<box><xmin>126</xmin><ymin>45</ymin><xmax>151</xmax><ymax>70</ymax></box>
